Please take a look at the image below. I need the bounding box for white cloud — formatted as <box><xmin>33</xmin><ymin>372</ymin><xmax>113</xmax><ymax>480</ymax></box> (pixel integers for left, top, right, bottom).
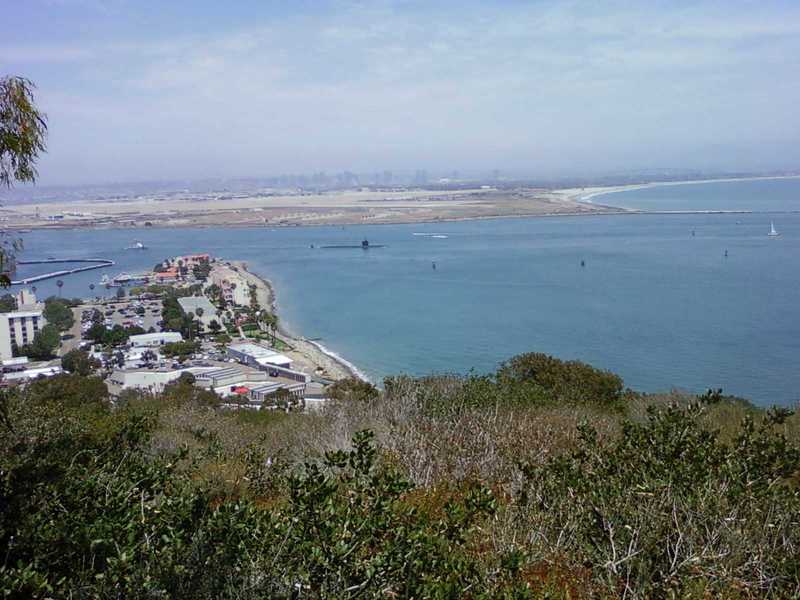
<box><xmin>4</xmin><ymin>0</ymin><xmax>800</xmax><ymax>184</ymax></box>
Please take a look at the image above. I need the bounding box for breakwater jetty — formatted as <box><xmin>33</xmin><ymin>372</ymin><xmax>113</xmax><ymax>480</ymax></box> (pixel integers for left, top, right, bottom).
<box><xmin>11</xmin><ymin>258</ymin><xmax>115</xmax><ymax>285</ymax></box>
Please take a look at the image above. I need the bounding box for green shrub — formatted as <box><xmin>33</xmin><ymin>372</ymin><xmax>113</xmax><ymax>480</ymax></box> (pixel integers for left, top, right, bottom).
<box><xmin>518</xmin><ymin>402</ymin><xmax>800</xmax><ymax>596</ymax></box>
<box><xmin>326</xmin><ymin>377</ymin><xmax>379</xmax><ymax>403</ymax></box>
<box><xmin>498</xmin><ymin>352</ymin><xmax>626</xmax><ymax>410</ymax></box>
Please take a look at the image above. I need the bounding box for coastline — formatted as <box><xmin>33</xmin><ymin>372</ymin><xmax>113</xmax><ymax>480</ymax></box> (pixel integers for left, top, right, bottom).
<box><xmin>565</xmin><ymin>173</ymin><xmax>800</xmax><ymax>205</ymax></box>
<box><xmin>8</xmin><ymin>174</ymin><xmax>800</xmax><ymax>233</ymax></box>
<box><xmin>228</xmin><ymin>260</ymin><xmax>365</xmax><ymax>383</ymax></box>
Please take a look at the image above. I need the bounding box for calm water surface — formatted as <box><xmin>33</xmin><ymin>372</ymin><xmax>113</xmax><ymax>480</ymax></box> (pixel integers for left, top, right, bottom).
<box><xmin>12</xmin><ymin>179</ymin><xmax>800</xmax><ymax>406</ymax></box>
<box><xmin>598</xmin><ymin>177</ymin><xmax>800</xmax><ymax>212</ymax></box>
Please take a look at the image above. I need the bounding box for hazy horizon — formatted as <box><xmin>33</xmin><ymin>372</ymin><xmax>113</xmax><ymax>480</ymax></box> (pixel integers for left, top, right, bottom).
<box><xmin>2</xmin><ymin>0</ymin><xmax>799</xmax><ymax>186</ymax></box>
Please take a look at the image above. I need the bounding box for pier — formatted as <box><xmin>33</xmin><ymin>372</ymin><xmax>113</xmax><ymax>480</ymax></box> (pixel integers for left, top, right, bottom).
<box><xmin>11</xmin><ymin>258</ymin><xmax>115</xmax><ymax>285</ymax></box>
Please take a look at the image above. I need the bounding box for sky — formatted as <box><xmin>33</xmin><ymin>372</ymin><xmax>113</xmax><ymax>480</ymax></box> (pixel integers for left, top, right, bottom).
<box><xmin>1</xmin><ymin>0</ymin><xmax>799</xmax><ymax>185</ymax></box>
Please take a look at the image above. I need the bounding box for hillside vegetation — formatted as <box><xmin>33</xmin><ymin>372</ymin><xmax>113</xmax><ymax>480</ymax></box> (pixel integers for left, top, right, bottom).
<box><xmin>1</xmin><ymin>353</ymin><xmax>799</xmax><ymax>598</ymax></box>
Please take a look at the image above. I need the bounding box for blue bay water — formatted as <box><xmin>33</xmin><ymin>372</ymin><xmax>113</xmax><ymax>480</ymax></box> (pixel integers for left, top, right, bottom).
<box><xmin>11</xmin><ymin>179</ymin><xmax>800</xmax><ymax>406</ymax></box>
<box><xmin>597</xmin><ymin>177</ymin><xmax>800</xmax><ymax>212</ymax></box>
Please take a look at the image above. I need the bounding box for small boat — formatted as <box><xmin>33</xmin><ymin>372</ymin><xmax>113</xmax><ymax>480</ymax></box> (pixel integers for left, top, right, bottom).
<box><xmin>125</xmin><ymin>240</ymin><xmax>147</xmax><ymax>250</ymax></box>
<box><xmin>768</xmin><ymin>222</ymin><xmax>780</xmax><ymax>237</ymax></box>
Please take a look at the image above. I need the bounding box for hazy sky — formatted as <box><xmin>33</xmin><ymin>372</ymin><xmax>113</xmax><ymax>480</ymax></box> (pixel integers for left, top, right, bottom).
<box><xmin>2</xmin><ymin>0</ymin><xmax>799</xmax><ymax>185</ymax></box>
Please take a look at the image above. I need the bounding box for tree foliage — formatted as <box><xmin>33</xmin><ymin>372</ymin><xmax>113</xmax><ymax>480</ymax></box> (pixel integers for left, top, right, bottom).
<box><xmin>0</xmin><ymin>293</ymin><xmax>16</xmax><ymax>312</ymax></box>
<box><xmin>17</xmin><ymin>323</ymin><xmax>60</xmax><ymax>359</ymax></box>
<box><xmin>0</xmin><ymin>76</ymin><xmax>47</xmax><ymax>188</ymax></box>
<box><xmin>161</xmin><ymin>340</ymin><xmax>200</xmax><ymax>360</ymax></box>
<box><xmin>327</xmin><ymin>377</ymin><xmax>379</xmax><ymax>403</ymax></box>
<box><xmin>43</xmin><ymin>297</ymin><xmax>74</xmax><ymax>332</ymax></box>
<box><xmin>498</xmin><ymin>351</ymin><xmax>626</xmax><ymax>410</ymax></box>
<box><xmin>61</xmin><ymin>348</ymin><xmax>100</xmax><ymax>376</ymax></box>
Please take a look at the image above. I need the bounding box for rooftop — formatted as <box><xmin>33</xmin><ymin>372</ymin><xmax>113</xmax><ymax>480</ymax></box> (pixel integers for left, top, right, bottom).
<box><xmin>1</xmin><ymin>310</ymin><xmax>44</xmax><ymax>319</ymax></box>
<box><xmin>177</xmin><ymin>296</ymin><xmax>216</xmax><ymax>314</ymax></box>
<box><xmin>229</xmin><ymin>342</ymin><xmax>278</xmax><ymax>359</ymax></box>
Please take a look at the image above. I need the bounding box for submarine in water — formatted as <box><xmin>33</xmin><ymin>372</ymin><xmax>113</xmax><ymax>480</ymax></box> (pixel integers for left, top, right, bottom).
<box><xmin>321</xmin><ymin>239</ymin><xmax>386</xmax><ymax>249</ymax></box>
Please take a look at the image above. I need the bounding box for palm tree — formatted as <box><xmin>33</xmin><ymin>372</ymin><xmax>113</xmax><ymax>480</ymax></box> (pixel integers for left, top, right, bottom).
<box><xmin>56</xmin><ymin>279</ymin><xmax>63</xmax><ymax>297</ymax></box>
<box><xmin>270</xmin><ymin>315</ymin><xmax>279</xmax><ymax>346</ymax></box>
<box><xmin>89</xmin><ymin>283</ymin><xmax>95</xmax><ymax>299</ymax></box>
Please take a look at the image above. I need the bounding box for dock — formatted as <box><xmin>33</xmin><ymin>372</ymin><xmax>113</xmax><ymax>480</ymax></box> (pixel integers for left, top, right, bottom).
<box><xmin>11</xmin><ymin>258</ymin><xmax>115</xmax><ymax>285</ymax></box>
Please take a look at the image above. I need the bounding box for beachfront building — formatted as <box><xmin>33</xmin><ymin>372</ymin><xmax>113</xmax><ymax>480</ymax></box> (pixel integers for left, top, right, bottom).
<box><xmin>177</xmin><ymin>296</ymin><xmax>217</xmax><ymax>331</ymax></box>
<box><xmin>154</xmin><ymin>268</ymin><xmax>180</xmax><ymax>284</ymax></box>
<box><xmin>129</xmin><ymin>331</ymin><xmax>183</xmax><ymax>348</ymax></box>
<box><xmin>106</xmin><ymin>369</ymin><xmax>184</xmax><ymax>396</ymax></box>
<box><xmin>105</xmin><ymin>366</ymin><xmax>217</xmax><ymax>396</ymax></box>
<box><xmin>176</xmin><ymin>254</ymin><xmax>211</xmax><ymax>268</ymax></box>
<box><xmin>192</xmin><ymin>363</ymin><xmax>307</xmax><ymax>409</ymax></box>
<box><xmin>227</xmin><ymin>342</ymin><xmax>293</xmax><ymax>369</ymax></box>
<box><xmin>0</xmin><ymin>308</ymin><xmax>47</xmax><ymax>360</ymax></box>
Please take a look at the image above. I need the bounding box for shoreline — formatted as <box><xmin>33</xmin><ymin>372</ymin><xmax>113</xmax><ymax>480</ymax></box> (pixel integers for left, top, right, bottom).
<box><xmin>7</xmin><ymin>174</ymin><xmax>800</xmax><ymax>233</ymax></box>
<box><xmin>568</xmin><ymin>173</ymin><xmax>800</xmax><ymax>205</ymax></box>
<box><xmin>228</xmin><ymin>260</ymin><xmax>365</xmax><ymax>383</ymax></box>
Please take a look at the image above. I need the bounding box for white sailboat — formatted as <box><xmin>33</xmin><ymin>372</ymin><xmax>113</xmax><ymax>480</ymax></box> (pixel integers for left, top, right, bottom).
<box><xmin>768</xmin><ymin>221</ymin><xmax>780</xmax><ymax>237</ymax></box>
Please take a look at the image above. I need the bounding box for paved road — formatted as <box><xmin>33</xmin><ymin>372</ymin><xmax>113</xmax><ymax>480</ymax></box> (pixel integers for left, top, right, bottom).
<box><xmin>58</xmin><ymin>307</ymin><xmax>85</xmax><ymax>356</ymax></box>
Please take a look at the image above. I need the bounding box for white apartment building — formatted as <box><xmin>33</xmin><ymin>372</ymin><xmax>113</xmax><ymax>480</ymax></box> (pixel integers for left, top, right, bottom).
<box><xmin>0</xmin><ymin>309</ymin><xmax>46</xmax><ymax>360</ymax></box>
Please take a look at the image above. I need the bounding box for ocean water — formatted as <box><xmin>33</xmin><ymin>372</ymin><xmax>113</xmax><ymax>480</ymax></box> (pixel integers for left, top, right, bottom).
<box><xmin>595</xmin><ymin>177</ymin><xmax>800</xmax><ymax>212</ymax></box>
<box><xmin>10</xmin><ymin>178</ymin><xmax>800</xmax><ymax>406</ymax></box>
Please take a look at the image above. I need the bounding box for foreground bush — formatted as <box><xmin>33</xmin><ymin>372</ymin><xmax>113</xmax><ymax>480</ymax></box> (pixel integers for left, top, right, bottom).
<box><xmin>1</xmin><ymin>355</ymin><xmax>799</xmax><ymax>598</ymax></box>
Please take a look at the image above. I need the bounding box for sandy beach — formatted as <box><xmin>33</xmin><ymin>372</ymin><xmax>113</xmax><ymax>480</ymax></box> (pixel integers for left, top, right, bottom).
<box><xmin>229</xmin><ymin>260</ymin><xmax>359</xmax><ymax>382</ymax></box>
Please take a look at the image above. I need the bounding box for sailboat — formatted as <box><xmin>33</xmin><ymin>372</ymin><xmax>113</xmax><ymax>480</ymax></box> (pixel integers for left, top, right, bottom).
<box><xmin>768</xmin><ymin>221</ymin><xmax>780</xmax><ymax>238</ymax></box>
<box><xmin>125</xmin><ymin>240</ymin><xmax>147</xmax><ymax>250</ymax></box>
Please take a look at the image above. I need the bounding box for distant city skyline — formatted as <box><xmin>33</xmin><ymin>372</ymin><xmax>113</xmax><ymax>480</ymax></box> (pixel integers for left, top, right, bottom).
<box><xmin>2</xmin><ymin>0</ymin><xmax>799</xmax><ymax>186</ymax></box>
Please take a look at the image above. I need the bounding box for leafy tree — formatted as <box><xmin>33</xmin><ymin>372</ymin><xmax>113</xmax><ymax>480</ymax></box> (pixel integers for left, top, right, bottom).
<box><xmin>0</xmin><ymin>293</ymin><xmax>16</xmax><ymax>312</ymax></box>
<box><xmin>498</xmin><ymin>351</ymin><xmax>626</xmax><ymax>410</ymax></box>
<box><xmin>61</xmin><ymin>348</ymin><xmax>100</xmax><ymax>376</ymax></box>
<box><xmin>140</xmin><ymin>349</ymin><xmax>158</xmax><ymax>366</ymax></box>
<box><xmin>24</xmin><ymin>372</ymin><xmax>108</xmax><ymax>409</ymax></box>
<box><xmin>19</xmin><ymin>323</ymin><xmax>60</xmax><ymax>359</ymax></box>
<box><xmin>0</xmin><ymin>76</ymin><xmax>47</xmax><ymax>188</ymax></box>
<box><xmin>161</xmin><ymin>340</ymin><xmax>200</xmax><ymax>360</ymax></box>
<box><xmin>86</xmin><ymin>322</ymin><xmax>107</xmax><ymax>344</ymax></box>
<box><xmin>115</xmin><ymin>287</ymin><xmax>126</xmax><ymax>300</ymax></box>
<box><xmin>43</xmin><ymin>297</ymin><xmax>75</xmax><ymax>331</ymax></box>
<box><xmin>192</xmin><ymin>260</ymin><xmax>211</xmax><ymax>281</ymax></box>
<box><xmin>0</xmin><ymin>76</ymin><xmax>47</xmax><ymax>285</ymax></box>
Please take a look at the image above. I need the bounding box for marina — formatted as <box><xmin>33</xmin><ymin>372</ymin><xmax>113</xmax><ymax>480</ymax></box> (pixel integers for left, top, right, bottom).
<box><xmin>10</xmin><ymin>257</ymin><xmax>115</xmax><ymax>285</ymax></box>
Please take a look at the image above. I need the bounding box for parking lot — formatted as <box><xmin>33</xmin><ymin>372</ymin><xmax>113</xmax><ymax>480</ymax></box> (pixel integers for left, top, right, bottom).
<box><xmin>81</xmin><ymin>298</ymin><xmax>164</xmax><ymax>336</ymax></box>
